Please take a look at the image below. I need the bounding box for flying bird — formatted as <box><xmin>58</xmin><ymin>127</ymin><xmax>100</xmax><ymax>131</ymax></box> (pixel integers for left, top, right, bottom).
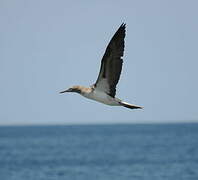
<box><xmin>60</xmin><ymin>24</ymin><xmax>142</xmax><ymax>109</ymax></box>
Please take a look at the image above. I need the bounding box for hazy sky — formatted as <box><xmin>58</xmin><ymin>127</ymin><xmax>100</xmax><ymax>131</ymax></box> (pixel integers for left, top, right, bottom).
<box><xmin>1</xmin><ymin>0</ymin><xmax>198</xmax><ymax>125</ymax></box>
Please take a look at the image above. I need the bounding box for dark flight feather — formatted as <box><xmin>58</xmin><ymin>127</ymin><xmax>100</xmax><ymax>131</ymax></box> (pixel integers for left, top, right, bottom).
<box><xmin>95</xmin><ymin>23</ymin><xmax>126</xmax><ymax>97</ymax></box>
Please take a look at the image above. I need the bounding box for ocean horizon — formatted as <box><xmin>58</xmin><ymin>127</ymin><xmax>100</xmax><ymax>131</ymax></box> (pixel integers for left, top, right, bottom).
<box><xmin>0</xmin><ymin>123</ymin><xmax>198</xmax><ymax>180</ymax></box>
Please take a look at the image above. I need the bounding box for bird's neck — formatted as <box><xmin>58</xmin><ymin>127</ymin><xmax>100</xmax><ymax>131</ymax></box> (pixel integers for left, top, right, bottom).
<box><xmin>76</xmin><ymin>86</ymin><xmax>93</xmax><ymax>95</ymax></box>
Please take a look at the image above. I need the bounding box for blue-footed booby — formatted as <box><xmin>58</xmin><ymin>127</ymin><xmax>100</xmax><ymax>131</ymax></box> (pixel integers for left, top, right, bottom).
<box><xmin>60</xmin><ymin>24</ymin><xmax>143</xmax><ymax>109</ymax></box>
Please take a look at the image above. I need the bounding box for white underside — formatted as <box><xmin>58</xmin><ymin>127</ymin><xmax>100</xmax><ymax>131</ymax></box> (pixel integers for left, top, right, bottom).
<box><xmin>81</xmin><ymin>90</ymin><xmax>121</xmax><ymax>106</ymax></box>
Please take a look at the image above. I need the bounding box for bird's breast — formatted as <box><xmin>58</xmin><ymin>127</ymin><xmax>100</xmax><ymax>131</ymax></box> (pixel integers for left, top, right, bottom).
<box><xmin>81</xmin><ymin>90</ymin><xmax>119</xmax><ymax>106</ymax></box>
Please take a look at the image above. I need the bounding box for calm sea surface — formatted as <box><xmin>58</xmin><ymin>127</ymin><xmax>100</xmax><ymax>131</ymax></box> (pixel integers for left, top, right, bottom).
<box><xmin>0</xmin><ymin>123</ymin><xmax>198</xmax><ymax>180</ymax></box>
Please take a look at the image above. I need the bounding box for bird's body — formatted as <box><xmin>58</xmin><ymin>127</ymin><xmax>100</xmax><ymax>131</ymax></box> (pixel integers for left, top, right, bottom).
<box><xmin>60</xmin><ymin>24</ymin><xmax>143</xmax><ymax>110</ymax></box>
<box><xmin>82</xmin><ymin>88</ymin><xmax>121</xmax><ymax>106</ymax></box>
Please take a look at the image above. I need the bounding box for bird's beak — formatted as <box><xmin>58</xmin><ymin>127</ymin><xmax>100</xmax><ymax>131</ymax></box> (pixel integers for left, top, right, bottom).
<box><xmin>59</xmin><ymin>88</ymin><xmax>72</xmax><ymax>93</ymax></box>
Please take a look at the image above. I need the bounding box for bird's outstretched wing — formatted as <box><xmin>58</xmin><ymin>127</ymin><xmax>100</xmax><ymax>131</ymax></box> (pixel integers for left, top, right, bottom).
<box><xmin>94</xmin><ymin>23</ymin><xmax>126</xmax><ymax>97</ymax></box>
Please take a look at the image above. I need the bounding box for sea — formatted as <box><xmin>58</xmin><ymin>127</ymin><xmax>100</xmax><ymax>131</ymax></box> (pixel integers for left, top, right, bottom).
<box><xmin>0</xmin><ymin>123</ymin><xmax>198</xmax><ymax>180</ymax></box>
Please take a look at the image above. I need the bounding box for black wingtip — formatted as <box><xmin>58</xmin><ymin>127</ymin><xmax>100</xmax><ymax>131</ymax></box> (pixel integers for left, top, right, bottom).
<box><xmin>114</xmin><ymin>23</ymin><xmax>126</xmax><ymax>36</ymax></box>
<box><xmin>117</xmin><ymin>23</ymin><xmax>126</xmax><ymax>35</ymax></box>
<box><xmin>120</xmin><ymin>23</ymin><xmax>126</xmax><ymax>28</ymax></box>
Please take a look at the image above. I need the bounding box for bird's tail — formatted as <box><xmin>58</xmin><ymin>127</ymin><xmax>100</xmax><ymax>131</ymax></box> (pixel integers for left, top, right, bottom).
<box><xmin>119</xmin><ymin>101</ymin><xmax>143</xmax><ymax>110</ymax></box>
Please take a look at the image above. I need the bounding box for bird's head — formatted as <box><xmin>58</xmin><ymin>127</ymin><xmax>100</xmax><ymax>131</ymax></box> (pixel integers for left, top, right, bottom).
<box><xmin>59</xmin><ymin>86</ymin><xmax>82</xmax><ymax>94</ymax></box>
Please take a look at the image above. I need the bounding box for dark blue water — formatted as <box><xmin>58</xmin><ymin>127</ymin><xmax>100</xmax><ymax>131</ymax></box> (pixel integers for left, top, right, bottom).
<box><xmin>0</xmin><ymin>123</ymin><xmax>198</xmax><ymax>180</ymax></box>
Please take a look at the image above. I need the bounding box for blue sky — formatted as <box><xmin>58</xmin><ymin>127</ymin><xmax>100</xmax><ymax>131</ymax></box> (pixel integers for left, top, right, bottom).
<box><xmin>1</xmin><ymin>0</ymin><xmax>198</xmax><ymax>125</ymax></box>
